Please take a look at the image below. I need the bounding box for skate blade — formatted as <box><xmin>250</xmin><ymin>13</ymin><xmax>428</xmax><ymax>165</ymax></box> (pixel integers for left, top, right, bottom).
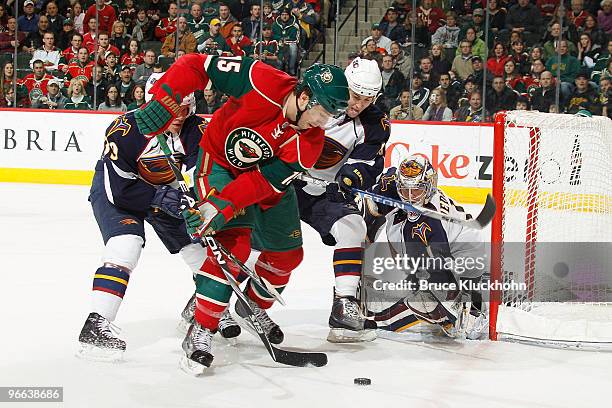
<box><xmin>221</xmin><ymin>336</ymin><xmax>238</xmax><ymax>346</ymax></box>
<box><xmin>177</xmin><ymin>319</ymin><xmax>192</xmax><ymax>335</ymax></box>
<box><xmin>179</xmin><ymin>355</ymin><xmax>209</xmax><ymax>376</ymax></box>
<box><xmin>327</xmin><ymin>328</ymin><xmax>377</xmax><ymax>343</ymax></box>
<box><xmin>76</xmin><ymin>343</ymin><xmax>124</xmax><ymax>362</ymax></box>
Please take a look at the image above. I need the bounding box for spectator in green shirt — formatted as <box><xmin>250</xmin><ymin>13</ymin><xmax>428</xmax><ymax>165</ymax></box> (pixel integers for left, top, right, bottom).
<box><xmin>64</xmin><ymin>78</ymin><xmax>92</xmax><ymax>110</ymax></box>
<box><xmin>546</xmin><ymin>40</ymin><xmax>581</xmax><ymax>101</ymax></box>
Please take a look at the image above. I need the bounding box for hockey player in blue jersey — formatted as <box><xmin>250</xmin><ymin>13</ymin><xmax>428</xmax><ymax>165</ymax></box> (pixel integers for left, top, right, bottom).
<box><xmin>77</xmin><ymin>74</ymin><xmax>240</xmax><ymax>360</ymax></box>
<box><xmin>292</xmin><ymin>58</ymin><xmax>390</xmax><ymax>342</ymax></box>
<box><xmin>361</xmin><ymin>155</ymin><xmax>488</xmax><ymax>339</ymax></box>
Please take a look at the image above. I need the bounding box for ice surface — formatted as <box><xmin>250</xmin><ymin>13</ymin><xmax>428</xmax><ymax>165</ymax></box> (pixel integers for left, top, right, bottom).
<box><xmin>0</xmin><ymin>183</ymin><xmax>610</xmax><ymax>408</ymax></box>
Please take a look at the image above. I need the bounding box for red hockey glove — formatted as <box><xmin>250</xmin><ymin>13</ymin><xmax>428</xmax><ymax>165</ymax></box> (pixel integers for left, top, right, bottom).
<box><xmin>182</xmin><ymin>196</ymin><xmax>236</xmax><ymax>237</ymax></box>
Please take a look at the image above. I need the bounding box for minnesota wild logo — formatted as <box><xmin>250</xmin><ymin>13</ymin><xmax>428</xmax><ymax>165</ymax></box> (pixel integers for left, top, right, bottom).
<box><xmin>225</xmin><ymin>127</ymin><xmax>273</xmax><ymax>168</ymax></box>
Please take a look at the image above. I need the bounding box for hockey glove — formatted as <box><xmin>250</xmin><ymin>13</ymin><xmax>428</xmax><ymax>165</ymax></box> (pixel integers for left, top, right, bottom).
<box><xmin>325</xmin><ymin>183</ymin><xmax>347</xmax><ymax>203</ymax></box>
<box><xmin>151</xmin><ymin>185</ymin><xmax>184</xmax><ymax>218</ymax></box>
<box><xmin>134</xmin><ymin>84</ymin><xmax>182</xmax><ymax>135</ymax></box>
<box><xmin>335</xmin><ymin>164</ymin><xmax>364</xmax><ymax>193</ymax></box>
<box><xmin>181</xmin><ymin>196</ymin><xmax>234</xmax><ymax>237</ymax></box>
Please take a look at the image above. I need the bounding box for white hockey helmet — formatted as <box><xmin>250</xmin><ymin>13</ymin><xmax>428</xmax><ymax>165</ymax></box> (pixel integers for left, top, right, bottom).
<box><xmin>145</xmin><ymin>72</ymin><xmax>196</xmax><ymax>117</ymax></box>
<box><xmin>396</xmin><ymin>155</ymin><xmax>438</xmax><ymax>205</ymax></box>
<box><xmin>344</xmin><ymin>57</ymin><xmax>382</xmax><ymax>97</ymax></box>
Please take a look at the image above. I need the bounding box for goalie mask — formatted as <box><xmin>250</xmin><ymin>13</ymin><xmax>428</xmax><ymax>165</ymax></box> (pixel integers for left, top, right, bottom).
<box><xmin>396</xmin><ymin>156</ymin><xmax>437</xmax><ymax>205</ymax></box>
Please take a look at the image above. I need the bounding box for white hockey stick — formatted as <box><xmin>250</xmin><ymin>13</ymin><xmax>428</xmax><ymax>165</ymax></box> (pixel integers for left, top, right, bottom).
<box><xmin>297</xmin><ymin>173</ymin><xmax>496</xmax><ymax>230</ymax></box>
<box><xmin>155</xmin><ymin>134</ymin><xmax>285</xmax><ymax>305</ymax></box>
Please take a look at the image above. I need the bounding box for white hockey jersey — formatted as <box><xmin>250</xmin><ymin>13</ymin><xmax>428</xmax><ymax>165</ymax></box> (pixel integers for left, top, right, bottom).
<box><xmin>301</xmin><ymin>105</ymin><xmax>390</xmax><ymax>196</ymax></box>
<box><xmin>372</xmin><ymin>167</ymin><xmax>485</xmax><ymax>279</ymax></box>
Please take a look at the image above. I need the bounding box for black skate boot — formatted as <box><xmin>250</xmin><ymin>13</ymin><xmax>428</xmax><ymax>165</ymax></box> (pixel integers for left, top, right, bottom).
<box><xmin>178</xmin><ymin>294</ymin><xmax>241</xmax><ymax>341</ymax></box>
<box><xmin>177</xmin><ymin>293</ymin><xmax>196</xmax><ymax>334</ymax></box>
<box><xmin>77</xmin><ymin>312</ymin><xmax>126</xmax><ymax>361</ymax></box>
<box><xmin>218</xmin><ymin>308</ymin><xmax>241</xmax><ymax>341</ymax></box>
<box><xmin>180</xmin><ymin>321</ymin><xmax>214</xmax><ymax>376</ymax></box>
<box><xmin>327</xmin><ymin>296</ymin><xmax>377</xmax><ymax>343</ymax></box>
<box><xmin>235</xmin><ymin>297</ymin><xmax>284</xmax><ymax>344</ymax></box>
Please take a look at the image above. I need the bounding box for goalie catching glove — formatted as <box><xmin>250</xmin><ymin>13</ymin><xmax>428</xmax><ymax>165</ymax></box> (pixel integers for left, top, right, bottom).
<box><xmin>182</xmin><ymin>195</ymin><xmax>236</xmax><ymax>237</ymax></box>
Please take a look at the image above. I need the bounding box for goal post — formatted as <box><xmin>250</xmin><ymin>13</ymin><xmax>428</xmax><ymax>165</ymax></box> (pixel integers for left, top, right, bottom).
<box><xmin>489</xmin><ymin>111</ymin><xmax>612</xmax><ymax>349</ymax></box>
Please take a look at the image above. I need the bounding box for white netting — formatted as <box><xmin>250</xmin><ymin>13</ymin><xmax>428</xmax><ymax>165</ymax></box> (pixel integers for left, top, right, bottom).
<box><xmin>494</xmin><ymin>111</ymin><xmax>612</xmax><ymax>347</ymax></box>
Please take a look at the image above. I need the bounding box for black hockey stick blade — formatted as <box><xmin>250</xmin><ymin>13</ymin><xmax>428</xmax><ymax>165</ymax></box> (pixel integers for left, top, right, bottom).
<box><xmin>273</xmin><ymin>346</ymin><xmax>328</xmax><ymax>367</ymax></box>
<box><xmin>469</xmin><ymin>193</ymin><xmax>496</xmax><ymax>229</ymax></box>
<box><xmin>205</xmin><ymin>236</ymin><xmax>328</xmax><ymax>368</ymax></box>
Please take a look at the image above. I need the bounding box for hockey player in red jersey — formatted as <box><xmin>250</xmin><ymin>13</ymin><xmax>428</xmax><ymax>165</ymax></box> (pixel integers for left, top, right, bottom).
<box><xmin>135</xmin><ymin>54</ymin><xmax>350</xmax><ymax>374</ymax></box>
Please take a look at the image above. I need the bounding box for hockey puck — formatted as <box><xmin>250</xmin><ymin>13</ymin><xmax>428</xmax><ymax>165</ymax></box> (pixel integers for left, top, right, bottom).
<box><xmin>354</xmin><ymin>378</ymin><xmax>371</xmax><ymax>386</ymax></box>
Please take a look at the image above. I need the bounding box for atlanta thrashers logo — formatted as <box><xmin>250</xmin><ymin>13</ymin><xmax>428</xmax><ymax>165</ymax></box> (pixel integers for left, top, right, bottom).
<box><xmin>411</xmin><ymin>222</ymin><xmax>431</xmax><ymax>246</ymax></box>
<box><xmin>225</xmin><ymin>127</ymin><xmax>273</xmax><ymax>168</ymax></box>
<box><xmin>314</xmin><ymin>136</ymin><xmax>348</xmax><ymax>170</ymax></box>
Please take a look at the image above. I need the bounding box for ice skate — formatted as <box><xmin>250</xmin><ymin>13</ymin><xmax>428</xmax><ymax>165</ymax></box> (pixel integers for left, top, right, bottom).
<box><xmin>180</xmin><ymin>321</ymin><xmax>214</xmax><ymax>376</ymax></box>
<box><xmin>178</xmin><ymin>293</ymin><xmax>241</xmax><ymax>342</ymax></box>
<box><xmin>235</xmin><ymin>297</ymin><xmax>284</xmax><ymax>344</ymax></box>
<box><xmin>327</xmin><ymin>296</ymin><xmax>377</xmax><ymax>343</ymax></box>
<box><xmin>218</xmin><ymin>308</ymin><xmax>241</xmax><ymax>343</ymax></box>
<box><xmin>77</xmin><ymin>312</ymin><xmax>126</xmax><ymax>362</ymax></box>
<box><xmin>177</xmin><ymin>293</ymin><xmax>196</xmax><ymax>334</ymax></box>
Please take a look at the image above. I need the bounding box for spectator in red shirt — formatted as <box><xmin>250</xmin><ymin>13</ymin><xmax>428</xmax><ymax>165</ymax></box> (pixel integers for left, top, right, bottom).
<box><xmin>155</xmin><ymin>2</ymin><xmax>178</xmax><ymax>42</ymax></box>
<box><xmin>89</xmin><ymin>32</ymin><xmax>120</xmax><ymax>66</ymax></box>
<box><xmin>226</xmin><ymin>23</ymin><xmax>253</xmax><ymax>56</ymax></box>
<box><xmin>121</xmin><ymin>39</ymin><xmax>144</xmax><ymax>72</ymax></box>
<box><xmin>417</xmin><ymin>0</ymin><xmax>445</xmax><ymax>33</ymax></box>
<box><xmin>84</xmin><ymin>0</ymin><xmax>116</xmax><ymax>35</ymax></box>
<box><xmin>0</xmin><ymin>17</ymin><xmax>27</xmax><ymax>54</ymax></box>
<box><xmin>487</xmin><ymin>42</ymin><xmax>511</xmax><ymax>76</ymax></box>
<box><xmin>83</xmin><ymin>17</ymin><xmax>98</xmax><ymax>51</ymax></box>
<box><xmin>18</xmin><ymin>59</ymin><xmax>54</xmax><ymax>106</ymax></box>
<box><xmin>567</xmin><ymin>0</ymin><xmax>590</xmax><ymax>28</ymax></box>
<box><xmin>64</xmin><ymin>47</ymin><xmax>94</xmax><ymax>87</ymax></box>
<box><xmin>537</xmin><ymin>0</ymin><xmax>560</xmax><ymax>22</ymax></box>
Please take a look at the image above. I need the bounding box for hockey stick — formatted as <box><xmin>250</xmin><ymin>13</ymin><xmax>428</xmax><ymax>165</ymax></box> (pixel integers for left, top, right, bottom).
<box><xmin>204</xmin><ymin>236</ymin><xmax>327</xmax><ymax>367</ymax></box>
<box><xmin>297</xmin><ymin>173</ymin><xmax>496</xmax><ymax>230</ymax></box>
<box><xmin>213</xmin><ymin>240</ymin><xmax>286</xmax><ymax>306</ymax></box>
<box><xmin>155</xmin><ymin>136</ymin><xmax>326</xmax><ymax>367</ymax></box>
<box><xmin>155</xmin><ymin>134</ymin><xmax>284</xmax><ymax>304</ymax></box>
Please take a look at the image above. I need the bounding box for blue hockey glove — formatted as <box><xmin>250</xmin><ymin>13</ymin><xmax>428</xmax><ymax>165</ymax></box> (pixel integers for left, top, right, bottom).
<box><xmin>325</xmin><ymin>183</ymin><xmax>347</xmax><ymax>203</ymax></box>
<box><xmin>151</xmin><ymin>185</ymin><xmax>184</xmax><ymax>218</ymax></box>
<box><xmin>336</xmin><ymin>164</ymin><xmax>364</xmax><ymax>193</ymax></box>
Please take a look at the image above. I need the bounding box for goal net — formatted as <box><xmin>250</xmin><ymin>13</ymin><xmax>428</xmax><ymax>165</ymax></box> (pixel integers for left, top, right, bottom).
<box><xmin>490</xmin><ymin>111</ymin><xmax>612</xmax><ymax>349</ymax></box>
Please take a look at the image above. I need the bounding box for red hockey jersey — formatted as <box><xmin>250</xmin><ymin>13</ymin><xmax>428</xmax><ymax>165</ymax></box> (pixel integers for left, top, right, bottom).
<box><xmin>148</xmin><ymin>54</ymin><xmax>325</xmax><ymax>209</ymax></box>
<box><xmin>19</xmin><ymin>73</ymin><xmax>55</xmax><ymax>103</ymax></box>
